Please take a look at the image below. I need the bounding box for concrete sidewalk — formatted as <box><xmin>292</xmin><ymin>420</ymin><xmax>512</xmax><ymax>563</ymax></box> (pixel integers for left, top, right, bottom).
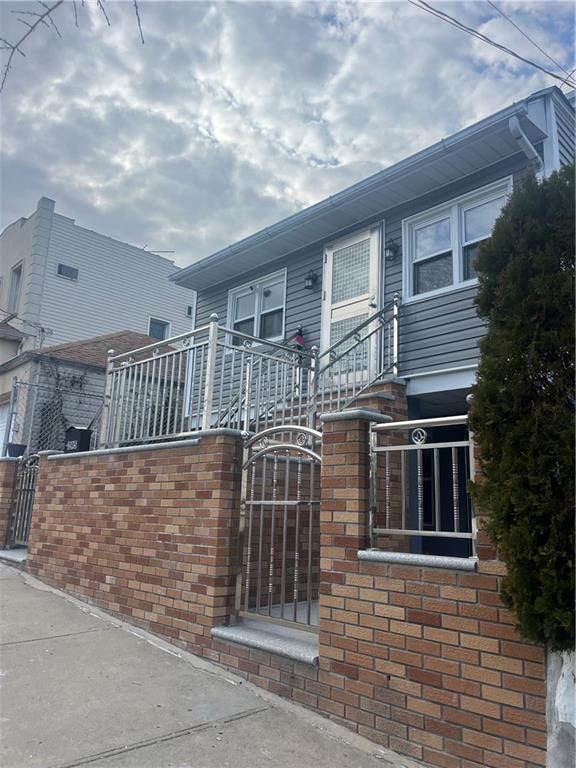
<box><xmin>0</xmin><ymin>564</ymin><xmax>422</xmax><ymax>768</ymax></box>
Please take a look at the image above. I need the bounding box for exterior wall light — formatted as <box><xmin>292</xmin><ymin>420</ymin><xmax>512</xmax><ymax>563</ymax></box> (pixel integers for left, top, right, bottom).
<box><xmin>304</xmin><ymin>270</ymin><xmax>319</xmax><ymax>290</ymax></box>
<box><xmin>384</xmin><ymin>239</ymin><xmax>400</xmax><ymax>263</ymax></box>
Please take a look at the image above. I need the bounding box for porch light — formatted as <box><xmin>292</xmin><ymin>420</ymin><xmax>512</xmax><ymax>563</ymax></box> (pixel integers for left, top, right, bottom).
<box><xmin>384</xmin><ymin>239</ymin><xmax>400</xmax><ymax>263</ymax></box>
<box><xmin>304</xmin><ymin>270</ymin><xmax>319</xmax><ymax>290</ymax></box>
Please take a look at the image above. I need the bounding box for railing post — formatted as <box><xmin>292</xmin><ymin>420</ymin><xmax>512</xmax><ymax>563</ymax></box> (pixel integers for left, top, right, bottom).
<box><xmin>242</xmin><ymin>355</ymin><xmax>253</xmax><ymax>433</ymax></box>
<box><xmin>2</xmin><ymin>377</ymin><xmax>18</xmax><ymax>457</ymax></box>
<box><xmin>201</xmin><ymin>314</ymin><xmax>219</xmax><ymax>432</ymax></box>
<box><xmin>99</xmin><ymin>350</ymin><xmax>115</xmax><ymax>448</ymax></box>
<box><xmin>308</xmin><ymin>346</ymin><xmax>319</xmax><ymax>430</ymax></box>
<box><xmin>392</xmin><ymin>292</ymin><xmax>400</xmax><ymax>378</ymax></box>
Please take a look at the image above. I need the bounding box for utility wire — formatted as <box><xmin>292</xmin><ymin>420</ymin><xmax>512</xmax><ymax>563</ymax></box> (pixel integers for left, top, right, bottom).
<box><xmin>486</xmin><ymin>0</ymin><xmax>573</xmax><ymax>80</ymax></box>
<box><xmin>407</xmin><ymin>0</ymin><xmax>576</xmax><ymax>88</ymax></box>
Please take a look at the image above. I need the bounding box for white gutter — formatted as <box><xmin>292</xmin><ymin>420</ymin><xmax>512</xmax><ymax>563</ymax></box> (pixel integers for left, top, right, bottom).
<box><xmin>509</xmin><ymin>115</ymin><xmax>543</xmax><ymax>171</ymax></box>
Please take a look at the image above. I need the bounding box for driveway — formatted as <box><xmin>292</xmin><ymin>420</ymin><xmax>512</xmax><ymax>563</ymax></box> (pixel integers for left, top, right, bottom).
<box><xmin>0</xmin><ymin>563</ymin><xmax>421</xmax><ymax>768</ymax></box>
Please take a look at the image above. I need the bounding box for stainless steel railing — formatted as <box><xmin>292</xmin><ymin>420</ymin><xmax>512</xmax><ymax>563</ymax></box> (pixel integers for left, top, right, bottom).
<box><xmin>311</xmin><ymin>294</ymin><xmax>399</xmax><ymax>415</ymax></box>
<box><xmin>100</xmin><ymin>298</ymin><xmax>400</xmax><ymax>448</ymax></box>
<box><xmin>369</xmin><ymin>415</ymin><xmax>476</xmax><ymax>555</ymax></box>
<box><xmin>99</xmin><ymin>316</ymin><xmax>314</xmax><ymax>447</ymax></box>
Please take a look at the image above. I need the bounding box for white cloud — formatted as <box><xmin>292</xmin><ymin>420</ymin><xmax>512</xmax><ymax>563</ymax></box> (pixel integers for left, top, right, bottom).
<box><xmin>0</xmin><ymin>0</ymin><xmax>573</xmax><ymax>266</ymax></box>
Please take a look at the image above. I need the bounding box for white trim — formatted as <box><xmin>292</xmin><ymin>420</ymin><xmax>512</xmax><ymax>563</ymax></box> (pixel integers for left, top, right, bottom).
<box><xmin>225</xmin><ymin>267</ymin><xmax>287</xmax><ymax>348</ymax></box>
<box><xmin>547</xmin><ymin>98</ymin><xmax>561</xmax><ymax>176</ymax></box>
<box><xmin>321</xmin><ymin>225</ymin><xmax>380</xmax><ymax>352</ymax></box>
<box><xmin>147</xmin><ymin>316</ymin><xmax>172</xmax><ymax>341</ymax></box>
<box><xmin>402</xmin><ymin>177</ymin><xmax>513</xmax><ymax>304</ymax></box>
<box><xmin>8</xmin><ymin>262</ymin><xmax>22</xmax><ymax>314</ymax></box>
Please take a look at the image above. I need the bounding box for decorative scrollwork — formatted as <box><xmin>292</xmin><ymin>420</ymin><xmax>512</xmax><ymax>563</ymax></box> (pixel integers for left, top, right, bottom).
<box><xmin>411</xmin><ymin>427</ymin><xmax>428</xmax><ymax>445</ymax></box>
<box><xmin>257</xmin><ymin>436</ymin><xmax>270</xmax><ymax>450</ymax></box>
<box><xmin>295</xmin><ymin>432</ymin><xmax>309</xmax><ymax>447</ymax></box>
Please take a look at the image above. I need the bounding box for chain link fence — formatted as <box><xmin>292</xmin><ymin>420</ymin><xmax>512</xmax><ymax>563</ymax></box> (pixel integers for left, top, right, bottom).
<box><xmin>3</xmin><ymin>378</ymin><xmax>103</xmax><ymax>457</ymax></box>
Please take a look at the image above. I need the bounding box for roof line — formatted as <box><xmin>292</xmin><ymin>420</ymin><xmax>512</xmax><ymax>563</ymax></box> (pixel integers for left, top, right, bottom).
<box><xmin>173</xmin><ymin>89</ymin><xmax>551</xmax><ymax>284</ymax></box>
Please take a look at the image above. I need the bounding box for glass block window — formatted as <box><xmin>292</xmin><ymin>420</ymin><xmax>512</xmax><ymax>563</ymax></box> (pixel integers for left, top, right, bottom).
<box><xmin>330</xmin><ymin>314</ymin><xmax>369</xmax><ymax>371</ymax></box>
<box><xmin>403</xmin><ymin>179</ymin><xmax>511</xmax><ymax>300</ymax></box>
<box><xmin>228</xmin><ymin>270</ymin><xmax>286</xmax><ymax>346</ymax></box>
<box><xmin>331</xmin><ymin>239</ymin><xmax>370</xmax><ymax>304</ymax></box>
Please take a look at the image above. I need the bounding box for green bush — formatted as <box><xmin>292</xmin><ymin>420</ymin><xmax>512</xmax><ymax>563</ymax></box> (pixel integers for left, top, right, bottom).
<box><xmin>469</xmin><ymin>165</ymin><xmax>575</xmax><ymax>651</ymax></box>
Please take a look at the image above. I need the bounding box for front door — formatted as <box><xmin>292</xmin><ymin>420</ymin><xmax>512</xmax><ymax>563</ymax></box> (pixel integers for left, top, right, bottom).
<box><xmin>321</xmin><ymin>226</ymin><xmax>381</xmax><ymax>375</ymax></box>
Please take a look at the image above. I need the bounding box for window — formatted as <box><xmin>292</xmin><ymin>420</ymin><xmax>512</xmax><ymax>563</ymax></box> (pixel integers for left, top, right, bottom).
<box><xmin>57</xmin><ymin>263</ymin><xmax>79</xmax><ymax>280</ymax></box>
<box><xmin>186</xmin><ymin>304</ymin><xmax>194</xmax><ymax>318</ymax></box>
<box><xmin>148</xmin><ymin>317</ymin><xmax>171</xmax><ymax>341</ymax></box>
<box><xmin>403</xmin><ymin>178</ymin><xmax>512</xmax><ymax>300</ymax></box>
<box><xmin>227</xmin><ymin>270</ymin><xmax>286</xmax><ymax>346</ymax></box>
<box><xmin>8</xmin><ymin>264</ymin><xmax>22</xmax><ymax>313</ymax></box>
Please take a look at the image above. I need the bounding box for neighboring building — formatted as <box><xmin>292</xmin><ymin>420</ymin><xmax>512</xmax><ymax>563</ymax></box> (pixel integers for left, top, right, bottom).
<box><xmin>0</xmin><ymin>198</ymin><xmax>196</xmax><ymax>352</ymax></box>
<box><xmin>0</xmin><ymin>330</ymin><xmax>158</xmax><ymax>455</ymax></box>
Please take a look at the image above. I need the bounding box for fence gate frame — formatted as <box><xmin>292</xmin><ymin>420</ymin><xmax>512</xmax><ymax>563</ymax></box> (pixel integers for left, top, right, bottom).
<box><xmin>7</xmin><ymin>454</ymin><xmax>39</xmax><ymax>548</ymax></box>
<box><xmin>233</xmin><ymin>424</ymin><xmax>322</xmax><ymax>632</ymax></box>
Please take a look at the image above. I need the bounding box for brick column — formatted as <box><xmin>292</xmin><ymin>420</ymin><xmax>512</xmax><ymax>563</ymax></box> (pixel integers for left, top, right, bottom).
<box><xmin>0</xmin><ymin>458</ymin><xmax>18</xmax><ymax>547</ymax></box>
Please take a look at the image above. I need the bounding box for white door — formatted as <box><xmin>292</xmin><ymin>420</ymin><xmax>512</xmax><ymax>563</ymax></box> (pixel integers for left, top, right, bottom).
<box><xmin>321</xmin><ymin>226</ymin><xmax>381</xmax><ymax>375</ymax></box>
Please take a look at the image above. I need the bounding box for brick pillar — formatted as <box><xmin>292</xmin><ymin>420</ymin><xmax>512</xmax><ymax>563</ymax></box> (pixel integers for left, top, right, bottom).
<box><xmin>319</xmin><ymin>412</ymin><xmax>377</xmax><ymax>678</ymax></box>
<box><xmin>0</xmin><ymin>458</ymin><xmax>18</xmax><ymax>547</ymax></box>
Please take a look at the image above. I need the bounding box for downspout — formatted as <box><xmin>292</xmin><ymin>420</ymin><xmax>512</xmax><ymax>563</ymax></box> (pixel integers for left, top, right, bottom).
<box><xmin>508</xmin><ymin>115</ymin><xmax>543</xmax><ymax>172</ymax></box>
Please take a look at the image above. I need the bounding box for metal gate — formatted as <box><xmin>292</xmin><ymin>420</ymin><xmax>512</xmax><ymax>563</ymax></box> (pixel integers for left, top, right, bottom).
<box><xmin>8</xmin><ymin>455</ymin><xmax>39</xmax><ymax>547</ymax></box>
<box><xmin>234</xmin><ymin>426</ymin><xmax>321</xmax><ymax>631</ymax></box>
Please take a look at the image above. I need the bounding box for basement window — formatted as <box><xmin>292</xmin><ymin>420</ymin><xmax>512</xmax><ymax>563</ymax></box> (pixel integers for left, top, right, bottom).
<box><xmin>57</xmin><ymin>263</ymin><xmax>79</xmax><ymax>281</ymax></box>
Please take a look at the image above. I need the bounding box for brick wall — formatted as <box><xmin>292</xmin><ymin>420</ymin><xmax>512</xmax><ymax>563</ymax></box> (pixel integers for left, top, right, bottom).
<box><xmin>24</xmin><ymin>398</ymin><xmax>548</xmax><ymax>768</ymax></box>
<box><xmin>27</xmin><ymin>434</ymin><xmax>243</xmax><ymax>653</ymax></box>
<box><xmin>0</xmin><ymin>457</ymin><xmax>18</xmax><ymax>546</ymax></box>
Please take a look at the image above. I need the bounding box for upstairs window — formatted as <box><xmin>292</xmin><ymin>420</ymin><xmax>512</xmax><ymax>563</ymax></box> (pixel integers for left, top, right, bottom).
<box><xmin>227</xmin><ymin>270</ymin><xmax>286</xmax><ymax>346</ymax></box>
<box><xmin>148</xmin><ymin>317</ymin><xmax>171</xmax><ymax>341</ymax></box>
<box><xmin>8</xmin><ymin>264</ymin><xmax>22</xmax><ymax>313</ymax></box>
<box><xmin>403</xmin><ymin>178</ymin><xmax>512</xmax><ymax>300</ymax></box>
<box><xmin>57</xmin><ymin>263</ymin><xmax>79</xmax><ymax>280</ymax></box>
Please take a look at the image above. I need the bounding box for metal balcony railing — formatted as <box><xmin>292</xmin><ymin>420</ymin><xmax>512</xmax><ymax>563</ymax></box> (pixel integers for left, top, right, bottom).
<box><xmin>99</xmin><ymin>299</ymin><xmax>400</xmax><ymax>448</ymax></box>
<box><xmin>369</xmin><ymin>415</ymin><xmax>476</xmax><ymax>556</ymax></box>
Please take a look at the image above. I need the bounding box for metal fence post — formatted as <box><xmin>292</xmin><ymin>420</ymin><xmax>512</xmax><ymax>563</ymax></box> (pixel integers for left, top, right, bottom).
<box><xmin>201</xmin><ymin>314</ymin><xmax>219</xmax><ymax>431</ymax></box>
<box><xmin>99</xmin><ymin>350</ymin><xmax>115</xmax><ymax>448</ymax></box>
<box><xmin>392</xmin><ymin>292</ymin><xmax>400</xmax><ymax>378</ymax></box>
<box><xmin>307</xmin><ymin>346</ymin><xmax>319</xmax><ymax>429</ymax></box>
<box><xmin>2</xmin><ymin>377</ymin><xmax>18</xmax><ymax>457</ymax></box>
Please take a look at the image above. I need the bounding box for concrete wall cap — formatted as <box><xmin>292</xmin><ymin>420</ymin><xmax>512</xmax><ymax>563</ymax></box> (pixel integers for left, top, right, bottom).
<box><xmin>358</xmin><ymin>549</ymin><xmax>477</xmax><ymax>571</ymax></box>
<box><xmin>320</xmin><ymin>409</ymin><xmax>393</xmax><ymax>424</ymax></box>
<box><xmin>47</xmin><ymin>438</ymin><xmax>202</xmax><ymax>460</ymax></box>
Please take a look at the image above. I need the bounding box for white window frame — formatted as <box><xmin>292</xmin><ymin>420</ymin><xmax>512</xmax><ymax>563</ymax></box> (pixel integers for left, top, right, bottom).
<box><xmin>402</xmin><ymin>177</ymin><xmax>513</xmax><ymax>303</ymax></box>
<box><xmin>148</xmin><ymin>316</ymin><xmax>172</xmax><ymax>341</ymax></box>
<box><xmin>8</xmin><ymin>263</ymin><xmax>22</xmax><ymax>313</ymax></box>
<box><xmin>226</xmin><ymin>268</ymin><xmax>287</xmax><ymax>349</ymax></box>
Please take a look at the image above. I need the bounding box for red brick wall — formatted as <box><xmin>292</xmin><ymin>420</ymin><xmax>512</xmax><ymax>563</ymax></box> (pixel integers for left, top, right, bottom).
<box><xmin>27</xmin><ymin>434</ymin><xmax>243</xmax><ymax>654</ymax></box>
<box><xmin>24</xmin><ymin>402</ymin><xmax>547</xmax><ymax>768</ymax></box>
<box><xmin>0</xmin><ymin>458</ymin><xmax>18</xmax><ymax>547</ymax></box>
<box><xmin>316</xmin><ymin>414</ymin><xmax>546</xmax><ymax>768</ymax></box>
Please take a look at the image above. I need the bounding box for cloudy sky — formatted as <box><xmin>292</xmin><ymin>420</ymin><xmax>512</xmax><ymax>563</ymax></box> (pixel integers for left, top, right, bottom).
<box><xmin>0</xmin><ymin>1</ymin><xmax>574</xmax><ymax>267</ymax></box>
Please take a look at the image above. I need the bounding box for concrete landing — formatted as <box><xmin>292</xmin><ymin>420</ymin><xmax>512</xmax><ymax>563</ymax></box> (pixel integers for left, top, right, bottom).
<box><xmin>0</xmin><ymin>564</ymin><xmax>424</xmax><ymax>768</ymax></box>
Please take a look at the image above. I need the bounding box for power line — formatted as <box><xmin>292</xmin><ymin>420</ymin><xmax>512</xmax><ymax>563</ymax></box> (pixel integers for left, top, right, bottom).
<box><xmin>407</xmin><ymin>0</ymin><xmax>576</xmax><ymax>88</ymax></box>
<box><xmin>486</xmin><ymin>0</ymin><xmax>573</xmax><ymax>80</ymax></box>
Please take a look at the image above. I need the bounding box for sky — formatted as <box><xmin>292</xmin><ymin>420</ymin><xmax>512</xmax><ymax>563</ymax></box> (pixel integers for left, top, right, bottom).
<box><xmin>0</xmin><ymin>0</ymin><xmax>574</xmax><ymax>268</ymax></box>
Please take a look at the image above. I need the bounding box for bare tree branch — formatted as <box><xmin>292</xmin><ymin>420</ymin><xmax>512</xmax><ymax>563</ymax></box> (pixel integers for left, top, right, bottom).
<box><xmin>133</xmin><ymin>0</ymin><xmax>144</xmax><ymax>45</ymax></box>
<box><xmin>1</xmin><ymin>0</ymin><xmax>64</xmax><ymax>94</ymax></box>
<box><xmin>39</xmin><ymin>1</ymin><xmax>63</xmax><ymax>37</ymax></box>
<box><xmin>72</xmin><ymin>0</ymin><xmax>78</xmax><ymax>29</ymax></box>
<box><xmin>97</xmin><ymin>0</ymin><xmax>111</xmax><ymax>27</ymax></box>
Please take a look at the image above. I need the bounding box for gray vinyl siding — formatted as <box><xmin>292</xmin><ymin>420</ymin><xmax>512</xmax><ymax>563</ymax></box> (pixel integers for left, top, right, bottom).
<box><xmin>193</xmin><ymin>152</ymin><xmax>535</xmax><ymax>383</ymax></box>
<box><xmin>195</xmin><ymin>246</ymin><xmax>324</xmax><ymax>350</ymax></box>
<box><xmin>38</xmin><ymin>214</ymin><xmax>195</xmax><ymax>348</ymax></box>
<box><xmin>554</xmin><ymin>96</ymin><xmax>575</xmax><ymax>168</ymax></box>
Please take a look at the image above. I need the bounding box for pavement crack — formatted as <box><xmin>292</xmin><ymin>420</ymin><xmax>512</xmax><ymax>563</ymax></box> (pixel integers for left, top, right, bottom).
<box><xmin>0</xmin><ymin>627</ymin><xmax>111</xmax><ymax>647</ymax></box>
<box><xmin>49</xmin><ymin>705</ymin><xmax>271</xmax><ymax>768</ymax></box>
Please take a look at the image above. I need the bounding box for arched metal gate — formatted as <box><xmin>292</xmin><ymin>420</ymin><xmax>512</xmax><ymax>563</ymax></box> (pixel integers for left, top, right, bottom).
<box><xmin>234</xmin><ymin>426</ymin><xmax>321</xmax><ymax>631</ymax></box>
